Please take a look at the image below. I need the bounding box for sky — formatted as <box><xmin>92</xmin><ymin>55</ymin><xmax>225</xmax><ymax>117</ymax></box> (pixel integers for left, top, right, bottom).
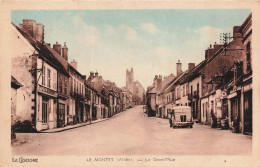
<box><xmin>11</xmin><ymin>9</ymin><xmax>251</xmax><ymax>89</ymax></box>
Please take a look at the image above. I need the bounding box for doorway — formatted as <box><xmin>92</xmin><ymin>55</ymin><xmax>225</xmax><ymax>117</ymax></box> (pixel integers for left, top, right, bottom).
<box><xmin>244</xmin><ymin>90</ymin><xmax>252</xmax><ymax>133</ymax></box>
<box><xmin>42</xmin><ymin>98</ymin><xmax>48</xmax><ymax>129</ymax></box>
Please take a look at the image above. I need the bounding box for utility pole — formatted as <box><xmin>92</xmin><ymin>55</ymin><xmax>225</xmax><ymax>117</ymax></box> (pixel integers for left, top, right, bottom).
<box><xmin>220</xmin><ymin>32</ymin><xmax>244</xmax><ymax>56</ymax></box>
<box><xmin>219</xmin><ymin>32</ymin><xmax>244</xmax><ymax>90</ymax></box>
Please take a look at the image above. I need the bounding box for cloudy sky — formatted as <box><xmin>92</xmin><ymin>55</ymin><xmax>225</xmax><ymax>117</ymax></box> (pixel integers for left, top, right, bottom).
<box><xmin>11</xmin><ymin>9</ymin><xmax>251</xmax><ymax>89</ymax></box>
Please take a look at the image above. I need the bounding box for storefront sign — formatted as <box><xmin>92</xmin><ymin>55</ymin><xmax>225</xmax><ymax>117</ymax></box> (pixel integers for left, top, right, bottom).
<box><xmin>38</xmin><ymin>85</ymin><xmax>57</xmax><ymax>97</ymax></box>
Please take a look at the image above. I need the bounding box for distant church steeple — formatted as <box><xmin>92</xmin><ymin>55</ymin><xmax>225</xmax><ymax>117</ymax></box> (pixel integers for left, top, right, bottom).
<box><xmin>126</xmin><ymin>67</ymin><xmax>134</xmax><ymax>94</ymax></box>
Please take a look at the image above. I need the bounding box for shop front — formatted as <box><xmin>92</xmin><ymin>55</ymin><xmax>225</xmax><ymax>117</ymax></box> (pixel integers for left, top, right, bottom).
<box><xmin>92</xmin><ymin>104</ymin><xmax>97</xmax><ymax>120</ymax></box>
<box><xmin>57</xmin><ymin>98</ymin><xmax>68</xmax><ymax>128</ymax></box>
<box><xmin>228</xmin><ymin>90</ymin><xmax>241</xmax><ymax>132</ymax></box>
<box><xmin>85</xmin><ymin>103</ymin><xmax>91</xmax><ymax>122</ymax></box>
<box><xmin>36</xmin><ymin>85</ymin><xmax>58</xmax><ymax>131</ymax></box>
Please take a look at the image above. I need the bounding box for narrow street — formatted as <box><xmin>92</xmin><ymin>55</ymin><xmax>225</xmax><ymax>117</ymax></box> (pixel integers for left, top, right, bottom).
<box><xmin>12</xmin><ymin>105</ymin><xmax>252</xmax><ymax>155</ymax></box>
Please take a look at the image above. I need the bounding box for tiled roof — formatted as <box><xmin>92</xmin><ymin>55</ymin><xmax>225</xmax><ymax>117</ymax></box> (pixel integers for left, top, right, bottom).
<box><xmin>179</xmin><ymin>59</ymin><xmax>207</xmax><ymax>84</ymax></box>
<box><xmin>147</xmin><ymin>86</ymin><xmax>157</xmax><ymax>94</ymax></box>
<box><xmin>12</xmin><ymin>23</ymin><xmax>69</xmax><ymax>76</ymax></box>
<box><xmin>164</xmin><ymin>71</ymin><xmax>187</xmax><ymax>93</ymax></box>
<box><xmin>157</xmin><ymin>75</ymin><xmax>176</xmax><ymax>94</ymax></box>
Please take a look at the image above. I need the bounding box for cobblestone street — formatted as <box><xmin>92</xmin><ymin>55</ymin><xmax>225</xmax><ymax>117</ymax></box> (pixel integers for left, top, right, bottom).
<box><xmin>12</xmin><ymin>105</ymin><xmax>252</xmax><ymax>155</ymax></box>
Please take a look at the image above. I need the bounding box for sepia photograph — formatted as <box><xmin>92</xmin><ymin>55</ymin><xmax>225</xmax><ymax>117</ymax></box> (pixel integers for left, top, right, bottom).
<box><xmin>1</xmin><ymin>1</ymin><xmax>260</xmax><ymax>167</ymax></box>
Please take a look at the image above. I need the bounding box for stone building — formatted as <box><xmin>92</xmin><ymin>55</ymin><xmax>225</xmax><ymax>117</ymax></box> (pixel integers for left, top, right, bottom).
<box><xmin>11</xmin><ymin>20</ymin><xmax>63</xmax><ymax>131</ymax></box>
<box><xmin>224</xmin><ymin>13</ymin><xmax>252</xmax><ymax>134</ymax></box>
<box><xmin>156</xmin><ymin>74</ymin><xmax>175</xmax><ymax>118</ymax></box>
<box><xmin>200</xmin><ymin>25</ymin><xmax>245</xmax><ymax>126</ymax></box>
<box><xmin>146</xmin><ymin>75</ymin><xmax>162</xmax><ymax>117</ymax></box>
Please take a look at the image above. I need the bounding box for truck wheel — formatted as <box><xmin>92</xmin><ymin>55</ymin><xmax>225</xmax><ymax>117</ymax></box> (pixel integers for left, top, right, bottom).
<box><xmin>190</xmin><ymin>125</ymin><xmax>193</xmax><ymax>128</ymax></box>
<box><xmin>173</xmin><ymin>126</ymin><xmax>176</xmax><ymax>129</ymax></box>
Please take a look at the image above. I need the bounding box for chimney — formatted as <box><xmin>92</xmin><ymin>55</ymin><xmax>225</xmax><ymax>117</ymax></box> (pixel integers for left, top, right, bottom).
<box><xmin>62</xmin><ymin>42</ymin><xmax>68</xmax><ymax>61</ymax></box>
<box><xmin>95</xmin><ymin>71</ymin><xmax>98</xmax><ymax>77</ymax></box>
<box><xmin>46</xmin><ymin>43</ymin><xmax>51</xmax><ymax>47</ymax></box>
<box><xmin>21</xmin><ymin>19</ymin><xmax>36</xmax><ymax>38</ymax></box>
<box><xmin>208</xmin><ymin>46</ymin><xmax>214</xmax><ymax>59</ymax></box>
<box><xmin>205</xmin><ymin>44</ymin><xmax>214</xmax><ymax>59</ymax></box>
<box><xmin>131</xmin><ymin>67</ymin><xmax>133</xmax><ymax>72</ymax></box>
<box><xmin>89</xmin><ymin>71</ymin><xmax>95</xmax><ymax>81</ymax></box>
<box><xmin>176</xmin><ymin>60</ymin><xmax>182</xmax><ymax>76</ymax></box>
<box><xmin>70</xmin><ymin>59</ymin><xmax>77</xmax><ymax>70</ymax></box>
<box><xmin>205</xmin><ymin>49</ymin><xmax>209</xmax><ymax>59</ymax></box>
<box><xmin>233</xmin><ymin>26</ymin><xmax>241</xmax><ymax>38</ymax></box>
<box><xmin>35</xmin><ymin>24</ymin><xmax>44</xmax><ymax>43</ymax></box>
<box><xmin>156</xmin><ymin>76</ymin><xmax>162</xmax><ymax>91</ymax></box>
<box><xmin>188</xmin><ymin>63</ymin><xmax>195</xmax><ymax>71</ymax></box>
<box><xmin>213</xmin><ymin>42</ymin><xmax>222</xmax><ymax>53</ymax></box>
<box><xmin>153</xmin><ymin>75</ymin><xmax>158</xmax><ymax>86</ymax></box>
<box><xmin>53</xmin><ymin>42</ymin><xmax>62</xmax><ymax>55</ymax></box>
<box><xmin>90</xmin><ymin>71</ymin><xmax>94</xmax><ymax>77</ymax></box>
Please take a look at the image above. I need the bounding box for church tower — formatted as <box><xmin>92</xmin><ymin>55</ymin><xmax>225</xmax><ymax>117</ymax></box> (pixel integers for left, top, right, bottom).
<box><xmin>126</xmin><ymin>68</ymin><xmax>134</xmax><ymax>94</ymax></box>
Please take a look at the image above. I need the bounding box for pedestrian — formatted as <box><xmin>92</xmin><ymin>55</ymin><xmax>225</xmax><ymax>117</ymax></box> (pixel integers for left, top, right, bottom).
<box><xmin>169</xmin><ymin>112</ymin><xmax>173</xmax><ymax>127</ymax></box>
<box><xmin>211</xmin><ymin>109</ymin><xmax>216</xmax><ymax>128</ymax></box>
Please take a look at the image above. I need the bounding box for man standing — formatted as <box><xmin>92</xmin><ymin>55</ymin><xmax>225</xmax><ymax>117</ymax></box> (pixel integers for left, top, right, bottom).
<box><xmin>169</xmin><ymin>111</ymin><xmax>173</xmax><ymax>127</ymax></box>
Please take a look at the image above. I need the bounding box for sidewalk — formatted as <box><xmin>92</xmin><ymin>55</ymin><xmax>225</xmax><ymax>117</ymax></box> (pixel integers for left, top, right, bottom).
<box><xmin>40</xmin><ymin>111</ymin><xmax>125</xmax><ymax>133</ymax></box>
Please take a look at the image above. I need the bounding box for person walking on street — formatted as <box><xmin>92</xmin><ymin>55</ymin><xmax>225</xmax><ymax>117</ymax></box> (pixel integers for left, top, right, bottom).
<box><xmin>169</xmin><ymin>112</ymin><xmax>173</xmax><ymax>127</ymax></box>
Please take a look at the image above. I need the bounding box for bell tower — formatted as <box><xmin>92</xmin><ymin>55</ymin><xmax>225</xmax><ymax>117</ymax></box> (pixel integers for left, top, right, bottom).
<box><xmin>126</xmin><ymin>68</ymin><xmax>134</xmax><ymax>94</ymax></box>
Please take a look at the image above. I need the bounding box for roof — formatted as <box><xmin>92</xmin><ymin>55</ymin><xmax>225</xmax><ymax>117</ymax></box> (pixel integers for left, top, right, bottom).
<box><xmin>147</xmin><ymin>86</ymin><xmax>157</xmax><ymax>94</ymax></box>
<box><xmin>69</xmin><ymin>64</ymin><xmax>85</xmax><ymax>79</ymax></box>
<box><xmin>11</xmin><ymin>76</ymin><xmax>23</xmax><ymax>89</ymax></box>
<box><xmin>13</xmin><ymin>23</ymin><xmax>69</xmax><ymax>76</ymax></box>
<box><xmin>84</xmin><ymin>80</ymin><xmax>95</xmax><ymax>91</ymax></box>
<box><xmin>179</xmin><ymin>59</ymin><xmax>207</xmax><ymax>84</ymax></box>
<box><xmin>147</xmin><ymin>74</ymin><xmax>175</xmax><ymax>94</ymax></box>
<box><xmin>164</xmin><ymin>71</ymin><xmax>187</xmax><ymax>93</ymax></box>
<box><xmin>157</xmin><ymin>74</ymin><xmax>176</xmax><ymax>94</ymax></box>
<box><xmin>90</xmin><ymin>77</ymin><xmax>103</xmax><ymax>93</ymax></box>
<box><xmin>239</xmin><ymin>13</ymin><xmax>252</xmax><ymax>32</ymax></box>
<box><xmin>44</xmin><ymin>44</ymin><xmax>69</xmax><ymax>76</ymax></box>
<box><xmin>133</xmin><ymin>80</ymin><xmax>145</xmax><ymax>91</ymax></box>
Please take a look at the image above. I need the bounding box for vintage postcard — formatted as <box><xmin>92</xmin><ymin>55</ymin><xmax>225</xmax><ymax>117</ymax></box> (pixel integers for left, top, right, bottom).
<box><xmin>0</xmin><ymin>1</ymin><xmax>260</xmax><ymax>167</ymax></box>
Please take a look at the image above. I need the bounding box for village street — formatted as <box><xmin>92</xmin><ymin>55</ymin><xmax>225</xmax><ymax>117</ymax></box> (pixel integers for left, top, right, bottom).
<box><xmin>12</xmin><ymin>106</ymin><xmax>252</xmax><ymax>155</ymax></box>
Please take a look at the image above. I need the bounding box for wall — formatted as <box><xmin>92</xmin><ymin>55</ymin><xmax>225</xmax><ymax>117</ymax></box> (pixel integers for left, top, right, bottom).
<box><xmin>201</xmin><ymin>97</ymin><xmax>209</xmax><ymax>123</ymax></box>
<box><xmin>133</xmin><ymin>81</ymin><xmax>145</xmax><ymax>103</ymax></box>
<box><xmin>180</xmin><ymin>83</ymin><xmax>189</xmax><ymax>106</ymax></box>
<box><xmin>37</xmin><ymin>58</ymin><xmax>57</xmax><ymax>91</ymax></box>
<box><xmin>189</xmin><ymin>77</ymin><xmax>201</xmax><ymax>97</ymax></box>
<box><xmin>201</xmin><ymin>29</ymin><xmax>244</xmax><ymax>97</ymax></box>
<box><xmin>11</xmin><ymin>88</ymin><xmax>17</xmax><ymax>124</ymax></box>
<box><xmin>11</xmin><ymin>25</ymin><xmax>36</xmax><ymax>122</ymax></box>
<box><xmin>150</xmin><ymin>94</ymin><xmax>157</xmax><ymax>111</ymax></box>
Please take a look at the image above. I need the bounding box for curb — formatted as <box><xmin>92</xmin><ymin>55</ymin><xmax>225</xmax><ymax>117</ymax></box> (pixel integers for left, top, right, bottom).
<box><xmin>40</xmin><ymin>110</ymin><xmax>126</xmax><ymax>133</ymax></box>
